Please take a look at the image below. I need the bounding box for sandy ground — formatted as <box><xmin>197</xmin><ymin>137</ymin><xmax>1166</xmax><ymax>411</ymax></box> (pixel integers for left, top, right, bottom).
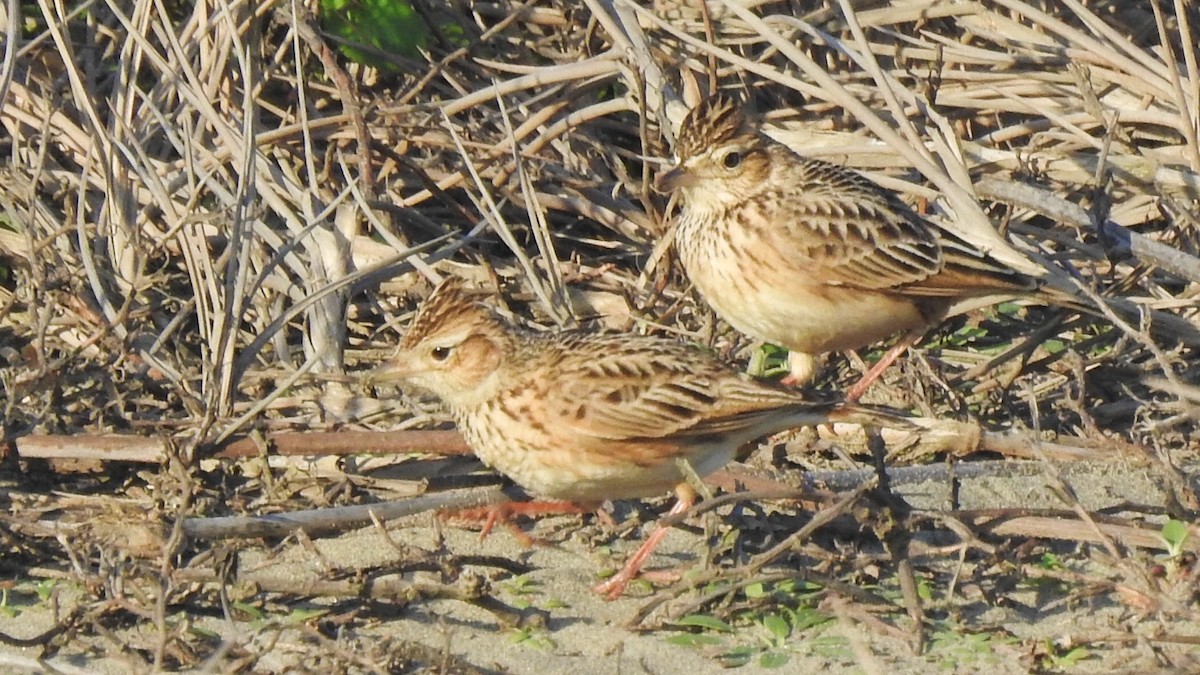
<box><xmin>3</xmin><ymin>455</ymin><xmax>1197</xmax><ymax>673</ymax></box>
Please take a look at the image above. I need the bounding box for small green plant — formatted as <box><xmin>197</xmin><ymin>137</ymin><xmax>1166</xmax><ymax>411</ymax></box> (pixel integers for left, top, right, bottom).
<box><xmin>510</xmin><ymin>626</ymin><xmax>556</xmax><ymax>650</ymax></box>
<box><xmin>0</xmin><ymin>579</ymin><xmax>60</xmax><ymax>619</ymax></box>
<box><xmin>499</xmin><ymin>574</ymin><xmax>542</xmax><ymax>610</ymax></box>
<box><xmin>1038</xmin><ymin>552</ymin><xmax>1064</xmax><ymax>570</ymax></box>
<box><xmin>319</xmin><ymin>0</ymin><xmax>428</xmax><ymax>69</ymax></box>
<box><xmin>500</xmin><ymin>574</ymin><xmax>537</xmax><ymax>595</ymax></box>
<box><xmin>669</xmin><ymin>613</ymin><xmax>748</xmax><ymax>663</ymax></box>
<box><xmin>231</xmin><ymin>601</ymin><xmax>265</xmax><ymax>623</ymax></box>
<box><xmin>668</xmin><ymin>583</ymin><xmax>839</xmax><ymax>668</ymax></box>
<box><xmin>282</xmin><ymin>607</ymin><xmax>328</xmax><ymax>624</ymax></box>
<box><xmin>916</xmin><ymin>576</ymin><xmax>934</xmax><ymax>601</ymax></box>
<box><xmin>755</xmin><ymin>614</ymin><xmax>794</xmax><ymax>668</ymax></box>
<box><xmin>229</xmin><ymin>602</ymin><xmax>326</xmax><ymax>628</ymax></box>
<box><xmin>747</xmin><ymin>343</ymin><xmax>790</xmax><ymax>379</ymax></box>
<box><xmin>1020</xmin><ymin>552</ymin><xmax>1072</xmax><ymax>594</ymax></box>
<box><xmin>1160</xmin><ymin>519</ymin><xmax>1190</xmax><ymax>558</ymax></box>
<box><xmin>995</xmin><ymin>301</ymin><xmax>1022</xmax><ymax>316</ymax></box>
<box><xmin>500</xmin><ymin>574</ymin><xmax>569</xmax><ymax>610</ymax></box>
<box><xmin>674</xmin><ymin>613</ymin><xmax>734</xmax><ymax>632</ymax></box>
<box><xmin>1036</xmin><ymin>639</ymin><xmax>1090</xmax><ymax>670</ymax></box>
<box><xmin>1041</xmin><ymin>338</ymin><xmax>1068</xmax><ymax>355</ymax></box>
<box><xmin>927</xmin><ymin>628</ymin><xmax>1015</xmax><ymax>670</ymax></box>
<box><xmin>34</xmin><ymin>579</ymin><xmax>56</xmax><ymax>602</ymax></box>
<box><xmin>709</xmin><ymin>623</ymin><xmax>849</xmax><ymax>666</ymax></box>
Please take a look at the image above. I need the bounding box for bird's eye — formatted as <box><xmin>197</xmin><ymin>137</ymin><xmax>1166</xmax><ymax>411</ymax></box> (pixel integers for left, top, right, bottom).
<box><xmin>430</xmin><ymin>346</ymin><xmax>452</xmax><ymax>361</ymax></box>
<box><xmin>722</xmin><ymin>151</ymin><xmax>742</xmax><ymax>169</ymax></box>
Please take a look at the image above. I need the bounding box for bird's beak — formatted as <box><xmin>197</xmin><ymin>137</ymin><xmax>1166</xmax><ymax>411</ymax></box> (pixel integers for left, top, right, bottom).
<box><xmin>655</xmin><ymin>165</ymin><xmax>693</xmax><ymax>193</ymax></box>
<box><xmin>367</xmin><ymin>352</ymin><xmax>417</xmax><ymax>385</ymax></box>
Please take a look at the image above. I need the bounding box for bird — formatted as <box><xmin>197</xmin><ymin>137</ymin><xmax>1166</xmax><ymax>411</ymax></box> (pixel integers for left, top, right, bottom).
<box><xmin>658</xmin><ymin>94</ymin><xmax>1083</xmax><ymax>399</ymax></box>
<box><xmin>369</xmin><ymin>277</ymin><xmax>889</xmax><ymax>599</ymax></box>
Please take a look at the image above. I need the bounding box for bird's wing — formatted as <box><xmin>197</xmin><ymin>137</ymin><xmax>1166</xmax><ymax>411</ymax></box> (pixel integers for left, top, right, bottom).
<box><xmin>536</xmin><ymin>336</ymin><xmax>817</xmax><ymax>446</ymax></box>
<box><xmin>773</xmin><ymin>156</ymin><xmax>1035</xmax><ymax>297</ymax></box>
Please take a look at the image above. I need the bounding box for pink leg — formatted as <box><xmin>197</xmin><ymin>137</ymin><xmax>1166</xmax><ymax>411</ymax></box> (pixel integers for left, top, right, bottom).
<box><xmin>446</xmin><ymin>500</ymin><xmax>589</xmax><ymax>546</ymax></box>
<box><xmin>593</xmin><ymin>484</ymin><xmax>696</xmax><ymax>600</ymax></box>
<box><xmin>844</xmin><ymin>330</ymin><xmax>924</xmax><ymax>402</ymax></box>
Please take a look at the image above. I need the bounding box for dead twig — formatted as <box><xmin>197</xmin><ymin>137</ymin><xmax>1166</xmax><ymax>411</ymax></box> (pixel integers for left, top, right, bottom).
<box><xmin>181</xmin><ymin>485</ymin><xmax>511</xmax><ymax>540</ymax></box>
<box><xmin>12</xmin><ymin>429</ymin><xmax>471</xmax><ymax>463</ymax></box>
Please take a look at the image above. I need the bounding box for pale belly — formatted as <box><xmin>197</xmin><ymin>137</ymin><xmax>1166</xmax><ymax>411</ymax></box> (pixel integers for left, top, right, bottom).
<box><xmin>459</xmin><ymin>410</ymin><xmax>738</xmax><ymax>502</ymax></box>
<box><xmin>702</xmin><ymin>277</ymin><xmax>927</xmax><ymax>354</ymax></box>
<box><xmin>679</xmin><ymin>224</ymin><xmax>929</xmax><ymax>354</ymax></box>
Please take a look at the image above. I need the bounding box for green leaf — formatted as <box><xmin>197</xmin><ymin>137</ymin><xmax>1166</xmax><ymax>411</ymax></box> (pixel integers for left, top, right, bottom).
<box><xmin>763</xmin><ymin>614</ymin><xmax>791</xmax><ymax>641</ymax></box>
<box><xmin>808</xmin><ymin>634</ymin><xmax>852</xmax><ymax>659</ymax></box>
<box><xmin>744</xmin><ymin>582</ymin><xmax>767</xmax><ymax>598</ymax></box>
<box><xmin>996</xmin><ymin>302</ymin><xmax>1021</xmax><ymax>315</ymax></box>
<box><xmin>510</xmin><ymin>627</ymin><xmax>555</xmax><ymax>649</ymax></box>
<box><xmin>319</xmin><ymin>0</ymin><xmax>428</xmax><ymax>68</ymax></box>
<box><xmin>747</xmin><ymin>344</ymin><xmax>790</xmax><ymax>378</ymax></box>
<box><xmin>718</xmin><ymin>646</ymin><xmax>754</xmax><ymax>668</ymax></box>
<box><xmin>1042</xmin><ymin>339</ymin><xmax>1067</xmax><ymax>355</ymax></box>
<box><xmin>285</xmin><ymin>607</ymin><xmax>328</xmax><ymax>623</ymax></box>
<box><xmin>1057</xmin><ymin>646</ymin><xmax>1090</xmax><ymax>666</ymax></box>
<box><xmin>787</xmin><ymin>579</ymin><xmax>824</xmax><ymax>597</ymax></box>
<box><xmin>232</xmin><ymin>602</ymin><xmax>264</xmax><ymax>621</ymax></box>
<box><xmin>35</xmin><ymin>579</ymin><xmax>56</xmax><ymax>602</ymax></box>
<box><xmin>666</xmin><ymin>634</ymin><xmax>723</xmax><ymax>648</ymax></box>
<box><xmin>1162</xmin><ymin>519</ymin><xmax>1190</xmax><ymax>554</ymax></box>
<box><xmin>790</xmin><ymin>607</ymin><xmax>831</xmax><ymax>631</ymax></box>
<box><xmin>676</xmin><ymin>614</ymin><xmax>734</xmax><ymax>633</ymax></box>
<box><xmin>1039</xmin><ymin>552</ymin><xmax>1062</xmax><ymax>570</ymax></box>
<box><xmin>760</xmin><ymin>651</ymin><xmax>791</xmax><ymax>668</ymax></box>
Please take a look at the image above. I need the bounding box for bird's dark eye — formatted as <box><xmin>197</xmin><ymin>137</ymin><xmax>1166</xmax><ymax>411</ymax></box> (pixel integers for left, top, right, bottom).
<box><xmin>430</xmin><ymin>346</ymin><xmax>452</xmax><ymax>361</ymax></box>
<box><xmin>722</xmin><ymin>151</ymin><xmax>742</xmax><ymax>169</ymax></box>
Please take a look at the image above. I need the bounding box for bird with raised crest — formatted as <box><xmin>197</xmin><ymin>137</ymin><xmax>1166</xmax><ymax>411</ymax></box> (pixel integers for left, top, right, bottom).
<box><xmin>369</xmin><ymin>277</ymin><xmax>891</xmax><ymax>598</ymax></box>
<box><xmin>658</xmin><ymin>94</ymin><xmax>1104</xmax><ymax>399</ymax></box>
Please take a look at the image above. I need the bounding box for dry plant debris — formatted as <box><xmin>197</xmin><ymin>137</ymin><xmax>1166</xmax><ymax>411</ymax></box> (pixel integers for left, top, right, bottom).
<box><xmin>1</xmin><ymin>0</ymin><xmax>1200</xmax><ymax>671</ymax></box>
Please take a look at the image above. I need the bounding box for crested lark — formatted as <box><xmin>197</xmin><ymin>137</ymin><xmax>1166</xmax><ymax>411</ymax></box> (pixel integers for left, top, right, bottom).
<box><xmin>370</xmin><ymin>277</ymin><xmax>886</xmax><ymax>598</ymax></box>
<box><xmin>659</xmin><ymin>95</ymin><xmax>1068</xmax><ymax>397</ymax></box>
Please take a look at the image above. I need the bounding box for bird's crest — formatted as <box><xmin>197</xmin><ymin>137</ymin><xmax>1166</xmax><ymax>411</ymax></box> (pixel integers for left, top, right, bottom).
<box><xmin>676</xmin><ymin>94</ymin><xmax>753</xmax><ymax>160</ymax></box>
<box><xmin>399</xmin><ymin>277</ymin><xmax>497</xmax><ymax>349</ymax></box>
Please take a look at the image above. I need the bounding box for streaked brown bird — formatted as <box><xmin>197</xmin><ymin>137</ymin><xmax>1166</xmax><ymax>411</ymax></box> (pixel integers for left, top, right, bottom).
<box><xmin>370</xmin><ymin>277</ymin><xmax>885</xmax><ymax>598</ymax></box>
<box><xmin>659</xmin><ymin>94</ymin><xmax>1076</xmax><ymax>398</ymax></box>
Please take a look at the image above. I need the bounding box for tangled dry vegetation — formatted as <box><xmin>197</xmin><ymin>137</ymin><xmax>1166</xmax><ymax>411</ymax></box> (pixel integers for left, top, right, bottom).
<box><xmin>2</xmin><ymin>0</ymin><xmax>1200</xmax><ymax>671</ymax></box>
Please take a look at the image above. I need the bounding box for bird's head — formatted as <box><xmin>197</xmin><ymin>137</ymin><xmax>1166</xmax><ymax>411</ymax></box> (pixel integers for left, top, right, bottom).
<box><xmin>370</xmin><ymin>278</ymin><xmax>509</xmax><ymax>409</ymax></box>
<box><xmin>656</xmin><ymin>94</ymin><xmax>772</xmax><ymax>211</ymax></box>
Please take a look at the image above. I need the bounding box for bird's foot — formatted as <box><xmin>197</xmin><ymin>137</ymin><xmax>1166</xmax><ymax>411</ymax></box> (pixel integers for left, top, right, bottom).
<box><xmin>443</xmin><ymin>500</ymin><xmax>588</xmax><ymax>546</ymax></box>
